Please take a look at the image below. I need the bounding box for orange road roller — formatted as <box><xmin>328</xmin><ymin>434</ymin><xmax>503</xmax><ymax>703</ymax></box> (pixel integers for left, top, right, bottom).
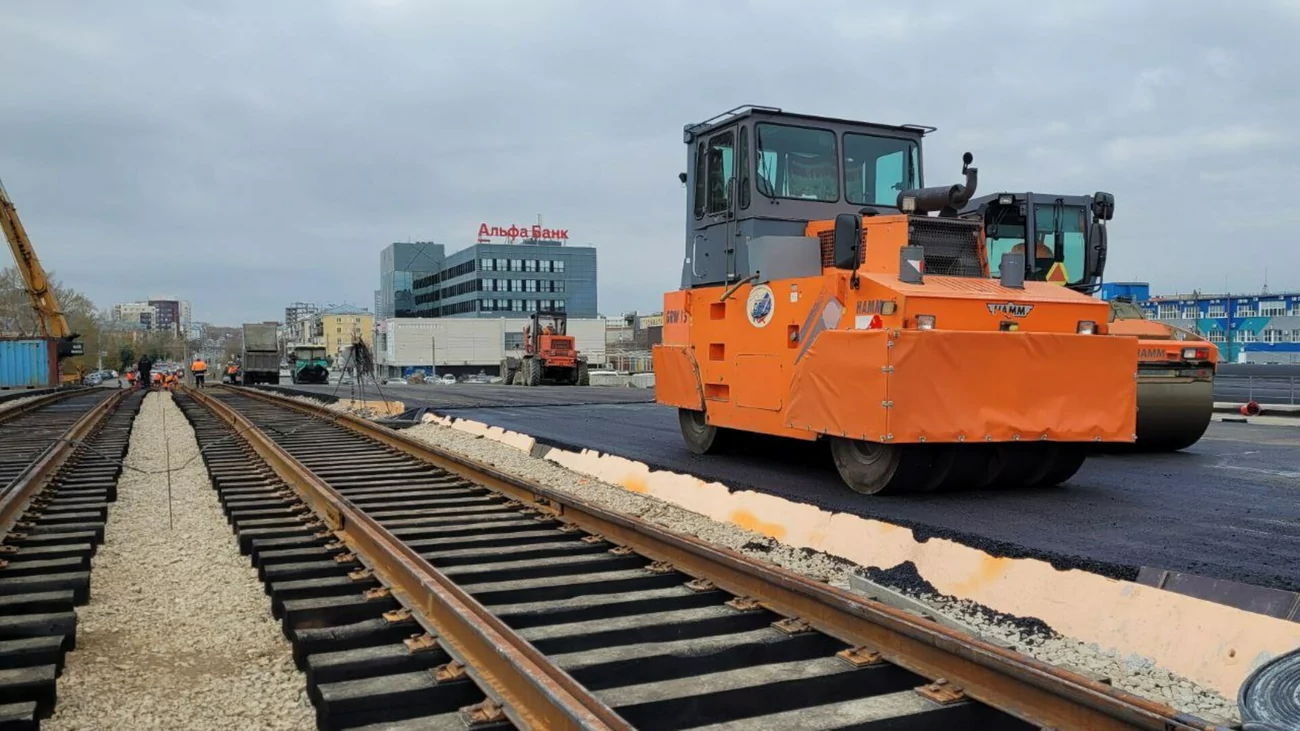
<box><xmin>652</xmin><ymin>106</ymin><xmax>1139</xmax><ymax>495</ymax></box>
<box><xmin>959</xmin><ymin>191</ymin><xmax>1218</xmax><ymax>452</ymax></box>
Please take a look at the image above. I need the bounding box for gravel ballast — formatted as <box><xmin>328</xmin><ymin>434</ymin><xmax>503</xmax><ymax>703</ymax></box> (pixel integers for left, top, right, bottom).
<box><xmin>0</xmin><ymin>393</ymin><xmax>48</xmax><ymax>414</ymax></box>
<box><xmin>389</xmin><ymin>412</ymin><xmax>1241</xmax><ymax>724</ymax></box>
<box><xmin>45</xmin><ymin>392</ymin><xmax>314</xmax><ymax>731</ymax></box>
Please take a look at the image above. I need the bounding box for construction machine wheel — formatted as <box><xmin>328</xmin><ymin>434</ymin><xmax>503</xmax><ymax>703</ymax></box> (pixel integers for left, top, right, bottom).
<box><xmin>829</xmin><ymin>440</ymin><xmax>953</xmax><ymax>495</ymax></box>
<box><xmin>987</xmin><ymin>443</ymin><xmax>1057</xmax><ymax>488</ymax></box>
<box><xmin>678</xmin><ymin>408</ymin><xmax>732</xmax><ymax>454</ymax></box>
<box><xmin>521</xmin><ymin>357</ymin><xmax>542</xmax><ymax>387</ymax></box>
<box><xmin>577</xmin><ymin>361</ymin><xmax>590</xmax><ymax>386</ymax></box>
<box><xmin>1032</xmin><ymin>445</ymin><xmax>1088</xmax><ymax>487</ymax></box>
<box><xmin>937</xmin><ymin>445</ymin><xmax>997</xmax><ymax>491</ymax></box>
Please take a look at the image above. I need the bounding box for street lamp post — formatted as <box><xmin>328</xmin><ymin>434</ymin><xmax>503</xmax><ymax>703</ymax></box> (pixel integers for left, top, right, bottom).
<box><xmin>431</xmin><ymin>336</ymin><xmax>437</xmax><ymax>380</ymax></box>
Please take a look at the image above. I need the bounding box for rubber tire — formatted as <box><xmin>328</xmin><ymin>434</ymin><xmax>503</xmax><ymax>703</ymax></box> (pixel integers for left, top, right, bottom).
<box><xmin>678</xmin><ymin>408</ymin><xmax>730</xmax><ymax>455</ymax></box>
<box><xmin>577</xmin><ymin>361</ymin><xmax>590</xmax><ymax>386</ymax></box>
<box><xmin>937</xmin><ymin>445</ymin><xmax>997</xmax><ymax>491</ymax></box>
<box><xmin>988</xmin><ymin>443</ymin><xmax>1057</xmax><ymax>488</ymax></box>
<box><xmin>829</xmin><ymin>440</ymin><xmax>952</xmax><ymax>495</ymax></box>
<box><xmin>1031</xmin><ymin>445</ymin><xmax>1088</xmax><ymax>487</ymax></box>
<box><xmin>523</xmin><ymin>358</ymin><xmax>542</xmax><ymax>387</ymax></box>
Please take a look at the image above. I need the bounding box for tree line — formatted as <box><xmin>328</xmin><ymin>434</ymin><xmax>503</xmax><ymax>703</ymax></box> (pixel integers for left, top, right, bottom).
<box><xmin>0</xmin><ymin>265</ymin><xmax>196</xmax><ymax>374</ymax></box>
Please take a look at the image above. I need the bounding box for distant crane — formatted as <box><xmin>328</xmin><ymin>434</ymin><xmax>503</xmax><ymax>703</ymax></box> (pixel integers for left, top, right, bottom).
<box><xmin>0</xmin><ymin>177</ymin><xmax>83</xmax><ymax>381</ymax></box>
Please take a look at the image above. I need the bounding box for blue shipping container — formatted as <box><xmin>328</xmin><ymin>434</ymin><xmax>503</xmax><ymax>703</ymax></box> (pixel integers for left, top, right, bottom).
<box><xmin>0</xmin><ymin>339</ymin><xmax>54</xmax><ymax>388</ymax></box>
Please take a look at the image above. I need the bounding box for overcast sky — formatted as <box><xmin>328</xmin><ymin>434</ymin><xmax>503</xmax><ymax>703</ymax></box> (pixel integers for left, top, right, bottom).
<box><xmin>3</xmin><ymin>1</ymin><xmax>1297</xmax><ymax>325</ymax></box>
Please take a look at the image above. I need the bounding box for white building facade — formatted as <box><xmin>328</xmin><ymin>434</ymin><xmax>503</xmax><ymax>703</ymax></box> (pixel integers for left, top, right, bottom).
<box><xmin>375</xmin><ymin>316</ymin><xmax>607</xmax><ymax>379</ymax></box>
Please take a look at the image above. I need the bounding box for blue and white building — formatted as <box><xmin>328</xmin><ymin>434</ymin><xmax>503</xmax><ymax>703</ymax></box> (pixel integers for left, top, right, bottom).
<box><xmin>1100</xmin><ymin>282</ymin><xmax>1300</xmax><ymax>363</ymax></box>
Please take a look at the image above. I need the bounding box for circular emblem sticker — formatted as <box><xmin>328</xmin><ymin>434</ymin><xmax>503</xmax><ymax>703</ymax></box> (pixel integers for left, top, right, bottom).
<box><xmin>746</xmin><ymin>284</ymin><xmax>775</xmax><ymax>328</ymax></box>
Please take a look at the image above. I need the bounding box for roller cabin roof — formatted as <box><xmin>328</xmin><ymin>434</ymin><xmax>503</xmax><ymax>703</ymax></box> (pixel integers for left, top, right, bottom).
<box><xmin>683</xmin><ymin>105</ymin><xmax>936</xmax><ymax>143</ymax></box>
<box><xmin>679</xmin><ymin>106</ymin><xmax>962</xmax><ymax>290</ymax></box>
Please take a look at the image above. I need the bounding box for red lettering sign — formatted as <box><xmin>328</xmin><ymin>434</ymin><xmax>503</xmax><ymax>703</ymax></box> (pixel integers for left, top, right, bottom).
<box><xmin>476</xmin><ymin>223</ymin><xmax>570</xmax><ymax>243</ymax></box>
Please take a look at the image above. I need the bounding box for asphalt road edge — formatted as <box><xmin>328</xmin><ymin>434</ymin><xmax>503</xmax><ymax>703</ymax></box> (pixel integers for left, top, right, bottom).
<box><xmin>410</xmin><ymin>409</ymin><xmax>1300</xmax><ymax>700</ymax></box>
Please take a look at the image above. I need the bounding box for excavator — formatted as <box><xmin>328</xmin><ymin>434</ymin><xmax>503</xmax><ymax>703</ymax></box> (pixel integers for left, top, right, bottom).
<box><xmin>0</xmin><ymin>178</ymin><xmax>83</xmax><ymax>385</ymax></box>
<box><xmin>653</xmin><ymin>106</ymin><xmax>1140</xmax><ymax>495</ymax></box>
<box><xmin>960</xmin><ymin>191</ymin><xmax>1216</xmax><ymax>451</ymax></box>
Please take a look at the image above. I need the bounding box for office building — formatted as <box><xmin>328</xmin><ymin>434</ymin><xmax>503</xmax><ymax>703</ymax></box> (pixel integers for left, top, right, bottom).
<box><xmin>378</xmin><ymin>242</ymin><xmax>443</xmax><ymax>319</ymax></box>
<box><xmin>1102</xmin><ymin>282</ymin><xmax>1300</xmax><ymax>363</ymax></box>
<box><xmin>407</xmin><ymin>241</ymin><xmax>597</xmax><ymax>318</ymax></box>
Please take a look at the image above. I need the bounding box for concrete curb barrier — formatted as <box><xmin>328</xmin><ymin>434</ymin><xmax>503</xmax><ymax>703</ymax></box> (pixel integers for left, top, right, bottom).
<box><xmin>424</xmin><ymin>410</ymin><xmax>1300</xmax><ymax>699</ymax></box>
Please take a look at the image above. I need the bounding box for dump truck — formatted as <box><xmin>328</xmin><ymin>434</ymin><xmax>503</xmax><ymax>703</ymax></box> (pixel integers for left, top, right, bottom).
<box><xmin>240</xmin><ymin>323</ymin><xmax>280</xmax><ymax>385</ymax></box>
<box><xmin>652</xmin><ymin>106</ymin><xmax>1139</xmax><ymax>495</ymax></box>
<box><xmin>500</xmin><ymin>311</ymin><xmax>590</xmax><ymax>386</ymax></box>
<box><xmin>290</xmin><ymin>345</ymin><xmax>329</xmax><ymax>385</ymax></box>
<box><xmin>961</xmin><ymin>191</ymin><xmax>1216</xmax><ymax>451</ymax></box>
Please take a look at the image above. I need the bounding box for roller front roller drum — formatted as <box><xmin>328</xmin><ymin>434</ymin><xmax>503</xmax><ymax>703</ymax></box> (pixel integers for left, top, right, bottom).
<box><xmin>1134</xmin><ymin>378</ymin><xmax>1214</xmax><ymax>452</ymax></box>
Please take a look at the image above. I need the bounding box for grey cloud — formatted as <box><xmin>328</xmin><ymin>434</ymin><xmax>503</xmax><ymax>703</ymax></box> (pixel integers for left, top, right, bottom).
<box><xmin>1</xmin><ymin>0</ymin><xmax>1297</xmax><ymax>325</ymax></box>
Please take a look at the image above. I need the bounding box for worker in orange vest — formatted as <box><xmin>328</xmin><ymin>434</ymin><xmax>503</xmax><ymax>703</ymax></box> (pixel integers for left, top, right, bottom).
<box><xmin>226</xmin><ymin>363</ymin><xmax>238</xmax><ymax>383</ymax></box>
<box><xmin>191</xmin><ymin>357</ymin><xmax>208</xmax><ymax>388</ymax></box>
<box><xmin>126</xmin><ymin>370</ymin><xmax>136</xmax><ymax>388</ymax></box>
<box><xmin>151</xmin><ymin>371</ymin><xmax>162</xmax><ymax>389</ymax></box>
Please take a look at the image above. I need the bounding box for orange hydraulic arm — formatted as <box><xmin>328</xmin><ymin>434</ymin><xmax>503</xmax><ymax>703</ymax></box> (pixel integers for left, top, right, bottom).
<box><xmin>0</xmin><ymin>178</ymin><xmax>73</xmax><ymax>339</ymax></box>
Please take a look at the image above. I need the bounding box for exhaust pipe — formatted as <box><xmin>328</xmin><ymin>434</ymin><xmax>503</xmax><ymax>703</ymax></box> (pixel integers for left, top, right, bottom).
<box><xmin>897</xmin><ymin>152</ymin><xmax>978</xmax><ymax>217</ymax></box>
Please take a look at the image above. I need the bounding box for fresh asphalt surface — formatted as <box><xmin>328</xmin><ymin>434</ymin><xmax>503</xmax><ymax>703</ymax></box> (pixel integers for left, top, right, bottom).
<box><xmin>274</xmin><ymin>382</ymin><xmax>1300</xmax><ymax>591</ymax></box>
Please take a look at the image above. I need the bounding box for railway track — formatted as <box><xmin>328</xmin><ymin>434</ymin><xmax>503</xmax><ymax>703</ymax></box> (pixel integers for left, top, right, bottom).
<box><xmin>0</xmin><ymin>387</ymin><xmax>143</xmax><ymax>728</ymax></box>
<box><xmin>176</xmin><ymin>386</ymin><xmax>1229</xmax><ymax>731</ymax></box>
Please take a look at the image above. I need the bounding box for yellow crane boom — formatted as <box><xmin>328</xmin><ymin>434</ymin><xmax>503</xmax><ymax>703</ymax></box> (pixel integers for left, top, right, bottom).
<box><xmin>0</xmin><ymin>177</ymin><xmax>74</xmax><ymax>339</ymax></box>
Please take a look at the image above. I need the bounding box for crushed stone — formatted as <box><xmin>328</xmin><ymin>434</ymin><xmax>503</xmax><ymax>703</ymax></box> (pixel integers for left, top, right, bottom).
<box><xmin>44</xmin><ymin>392</ymin><xmax>314</xmax><ymax>731</ymax></box>
<box><xmin>0</xmin><ymin>393</ymin><xmax>48</xmax><ymax>414</ymax></box>
<box><xmin>862</xmin><ymin>561</ymin><xmax>1239</xmax><ymax>723</ymax></box>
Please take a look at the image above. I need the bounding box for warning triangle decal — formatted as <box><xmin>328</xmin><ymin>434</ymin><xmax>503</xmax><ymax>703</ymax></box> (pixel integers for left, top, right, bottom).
<box><xmin>1046</xmin><ymin>261</ymin><xmax>1068</xmax><ymax>285</ymax></box>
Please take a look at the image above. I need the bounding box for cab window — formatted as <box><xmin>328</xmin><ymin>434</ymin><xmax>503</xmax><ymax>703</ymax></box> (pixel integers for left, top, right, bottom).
<box><xmin>986</xmin><ymin>222</ymin><xmax>1026</xmax><ymax>277</ymax></box>
<box><xmin>755</xmin><ymin>123</ymin><xmax>838</xmax><ymax>201</ymax></box>
<box><xmin>1032</xmin><ymin>204</ymin><xmax>1086</xmax><ymax>286</ymax></box>
<box><xmin>705</xmin><ymin>131</ymin><xmax>734</xmax><ymax>214</ymax></box>
<box><xmin>843</xmin><ymin>134</ymin><xmax>919</xmax><ymax>206</ymax></box>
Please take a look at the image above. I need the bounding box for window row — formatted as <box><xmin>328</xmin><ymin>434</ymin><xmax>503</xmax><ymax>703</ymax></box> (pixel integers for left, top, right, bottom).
<box><xmin>1249</xmin><ymin>328</ymin><xmax>1300</xmax><ymax>343</ymax></box>
<box><xmin>481</xmin><ymin>278</ymin><xmax>565</xmax><ymax>293</ymax></box>
<box><xmin>413</xmin><ymin>259</ymin><xmax>475</xmax><ymax>289</ymax></box>
<box><xmin>1156</xmin><ymin>300</ymin><xmax>1300</xmax><ymax>319</ymax></box>
<box><xmin>479</xmin><ymin>258</ymin><xmax>567</xmax><ymax>273</ymax></box>
<box><xmin>480</xmin><ymin>299</ymin><xmax>566</xmax><ymax>313</ymax></box>
<box><xmin>413</xmin><ymin>258</ymin><xmax>571</xmax><ymax>289</ymax></box>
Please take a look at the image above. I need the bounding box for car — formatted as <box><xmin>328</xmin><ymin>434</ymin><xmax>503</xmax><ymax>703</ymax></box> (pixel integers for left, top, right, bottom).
<box><xmin>384</xmin><ymin>378</ymin><xmax>408</xmax><ymax>385</ymax></box>
<box><xmin>440</xmin><ymin>374</ymin><xmax>456</xmax><ymax>385</ymax></box>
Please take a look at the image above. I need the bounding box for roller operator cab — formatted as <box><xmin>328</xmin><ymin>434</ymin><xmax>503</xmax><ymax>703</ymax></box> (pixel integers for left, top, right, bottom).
<box><xmin>962</xmin><ymin>191</ymin><xmax>1217</xmax><ymax>451</ymax></box>
<box><xmin>652</xmin><ymin>107</ymin><xmax>1139</xmax><ymax>495</ymax></box>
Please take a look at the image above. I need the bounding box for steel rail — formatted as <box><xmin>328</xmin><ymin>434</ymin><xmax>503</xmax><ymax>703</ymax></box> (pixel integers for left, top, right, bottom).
<box><xmin>0</xmin><ymin>388</ymin><xmax>87</xmax><ymax>424</ymax></box>
<box><xmin>187</xmin><ymin>386</ymin><xmax>632</xmax><ymax>731</ymax></box>
<box><xmin>0</xmin><ymin>389</ymin><xmax>126</xmax><ymax>537</ymax></box>
<box><xmin>223</xmin><ymin>385</ymin><xmax>1231</xmax><ymax>731</ymax></box>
